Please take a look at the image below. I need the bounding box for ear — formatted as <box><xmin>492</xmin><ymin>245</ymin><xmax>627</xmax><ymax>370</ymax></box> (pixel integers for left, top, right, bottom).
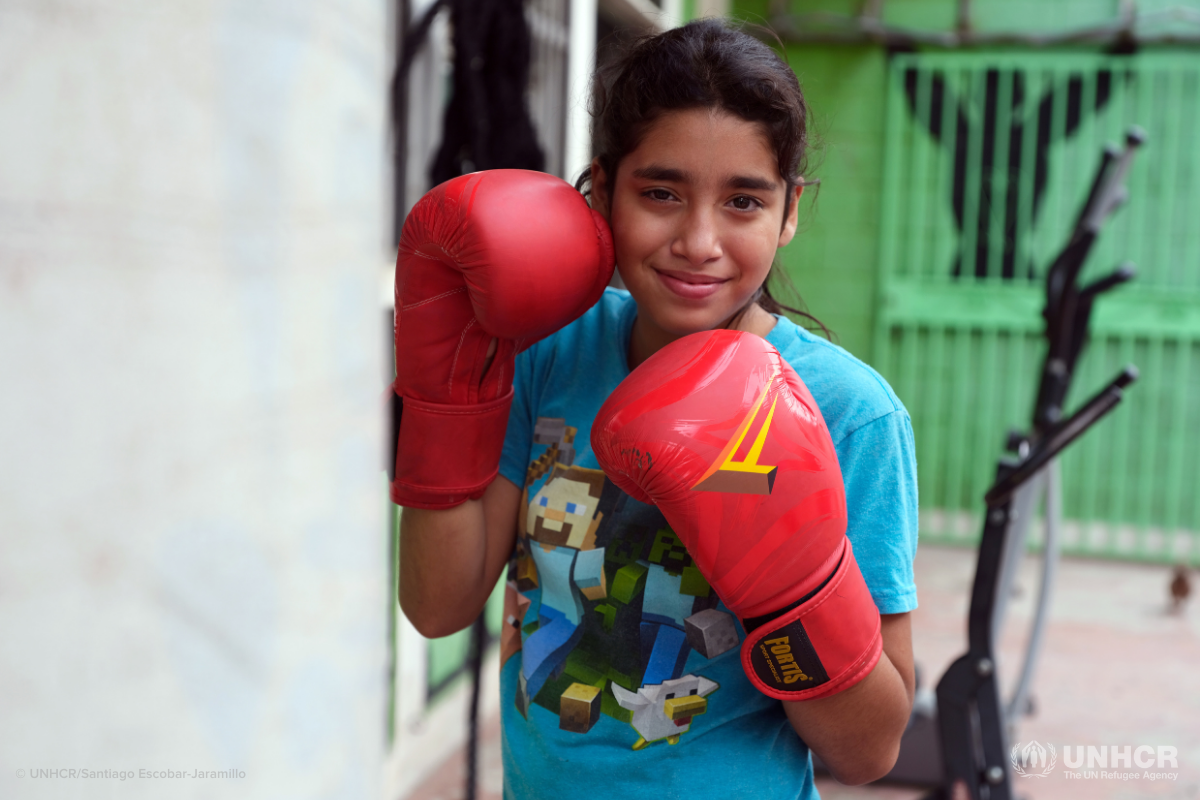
<box><xmin>590</xmin><ymin>158</ymin><xmax>611</xmax><ymax>221</ymax></box>
<box><xmin>777</xmin><ymin>184</ymin><xmax>803</xmax><ymax>248</ymax></box>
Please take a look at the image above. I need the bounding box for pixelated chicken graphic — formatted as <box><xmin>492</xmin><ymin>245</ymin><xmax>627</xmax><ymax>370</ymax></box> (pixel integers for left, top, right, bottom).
<box><xmin>610</xmin><ymin>674</ymin><xmax>719</xmax><ymax>750</ymax></box>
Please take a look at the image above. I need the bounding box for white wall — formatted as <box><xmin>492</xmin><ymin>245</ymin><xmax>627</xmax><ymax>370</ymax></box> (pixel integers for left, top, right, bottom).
<box><xmin>0</xmin><ymin>2</ymin><xmax>390</xmax><ymax>798</ymax></box>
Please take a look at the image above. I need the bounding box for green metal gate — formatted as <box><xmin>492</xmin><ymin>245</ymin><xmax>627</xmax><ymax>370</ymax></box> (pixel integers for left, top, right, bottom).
<box><xmin>874</xmin><ymin>51</ymin><xmax>1200</xmax><ymax>564</ymax></box>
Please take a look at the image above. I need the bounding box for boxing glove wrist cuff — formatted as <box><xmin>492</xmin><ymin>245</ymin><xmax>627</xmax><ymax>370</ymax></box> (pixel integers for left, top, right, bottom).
<box><xmin>389</xmin><ymin>388</ymin><xmax>514</xmax><ymax>510</ymax></box>
<box><xmin>739</xmin><ymin>538</ymin><xmax>882</xmax><ymax>701</ymax></box>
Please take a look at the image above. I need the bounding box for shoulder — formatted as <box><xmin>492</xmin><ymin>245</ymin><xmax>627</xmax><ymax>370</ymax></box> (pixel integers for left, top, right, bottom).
<box><xmin>523</xmin><ymin>287</ymin><xmax>635</xmax><ymax>363</ymax></box>
<box><xmin>572</xmin><ymin>286</ymin><xmax>638</xmax><ymax>344</ymax></box>
<box><xmin>767</xmin><ymin>319</ymin><xmax>919</xmax><ymax>614</ymax></box>
<box><xmin>511</xmin><ymin>287</ymin><xmax>634</xmax><ymax>411</ymax></box>
<box><xmin>765</xmin><ymin>316</ymin><xmax>906</xmax><ymax>446</ymax></box>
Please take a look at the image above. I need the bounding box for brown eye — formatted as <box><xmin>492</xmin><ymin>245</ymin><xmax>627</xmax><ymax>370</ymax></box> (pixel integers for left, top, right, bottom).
<box><xmin>731</xmin><ymin>195</ymin><xmax>758</xmax><ymax>211</ymax></box>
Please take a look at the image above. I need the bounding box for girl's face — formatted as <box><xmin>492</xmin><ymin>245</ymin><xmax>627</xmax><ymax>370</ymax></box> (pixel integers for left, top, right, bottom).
<box><xmin>597</xmin><ymin>108</ymin><xmax>801</xmax><ymax>363</ymax></box>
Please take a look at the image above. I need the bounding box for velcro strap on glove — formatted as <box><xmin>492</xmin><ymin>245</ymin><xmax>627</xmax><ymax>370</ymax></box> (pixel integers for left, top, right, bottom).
<box><xmin>390</xmin><ymin>388</ymin><xmax>514</xmax><ymax>509</ymax></box>
<box><xmin>740</xmin><ymin>538</ymin><xmax>882</xmax><ymax>701</ymax></box>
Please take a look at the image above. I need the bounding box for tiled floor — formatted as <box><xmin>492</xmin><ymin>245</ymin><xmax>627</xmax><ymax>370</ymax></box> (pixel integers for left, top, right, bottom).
<box><xmin>406</xmin><ymin>544</ymin><xmax>1200</xmax><ymax>800</ymax></box>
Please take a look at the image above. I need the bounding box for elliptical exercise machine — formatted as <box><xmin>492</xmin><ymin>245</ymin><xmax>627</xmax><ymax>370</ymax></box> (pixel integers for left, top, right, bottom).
<box><xmin>870</xmin><ymin>127</ymin><xmax>1147</xmax><ymax>800</ymax></box>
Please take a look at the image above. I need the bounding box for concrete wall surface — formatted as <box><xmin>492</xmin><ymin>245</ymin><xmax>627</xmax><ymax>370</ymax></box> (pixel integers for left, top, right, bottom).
<box><xmin>0</xmin><ymin>2</ymin><xmax>391</xmax><ymax>798</ymax></box>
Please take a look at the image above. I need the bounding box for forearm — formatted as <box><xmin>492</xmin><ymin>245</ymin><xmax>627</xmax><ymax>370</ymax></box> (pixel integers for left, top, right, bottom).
<box><xmin>782</xmin><ymin>613</ymin><xmax>915</xmax><ymax>785</ymax></box>
<box><xmin>399</xmin><ymin>476</ymin><xmax>519</xmax><ymax>638</ymax></box>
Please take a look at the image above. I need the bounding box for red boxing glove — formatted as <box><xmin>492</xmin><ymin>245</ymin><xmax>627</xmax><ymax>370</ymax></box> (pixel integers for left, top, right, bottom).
<box><xmin>591</xmin><ymin>330</ymin><xmax>881</xmax><ymax>701</ymax></box>
<box><xmin>391</xmin><ymin>170</ymin><xmax>613</xmax><ymax>509</ymax></box>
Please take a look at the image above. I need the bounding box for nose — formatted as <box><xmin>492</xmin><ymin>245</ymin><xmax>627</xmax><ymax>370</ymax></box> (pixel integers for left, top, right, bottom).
<box><xmin>671</xmin><ymin>205</ymin><xmax>722</xmax><ymax>265</ymax></box>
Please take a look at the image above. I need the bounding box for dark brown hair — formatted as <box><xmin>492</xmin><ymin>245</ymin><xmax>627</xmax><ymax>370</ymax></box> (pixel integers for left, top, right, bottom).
<box><xmin>576</xmin><ymin>18</ymin><xmax>831</xmax><ymax>339</ymax></box>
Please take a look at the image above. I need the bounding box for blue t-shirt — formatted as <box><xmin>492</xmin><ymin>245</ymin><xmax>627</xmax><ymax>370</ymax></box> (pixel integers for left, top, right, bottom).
<box><xmin>497</xmin><ymin>288</ymin><xmax>918</xmax><ymax>800</ymax></box>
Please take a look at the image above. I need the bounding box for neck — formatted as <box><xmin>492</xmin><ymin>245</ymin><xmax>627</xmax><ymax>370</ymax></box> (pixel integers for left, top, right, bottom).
<box><xmin>627</xmin><ymin>303</ymin><xmax>778</xmax><ymax>370</ymax></box>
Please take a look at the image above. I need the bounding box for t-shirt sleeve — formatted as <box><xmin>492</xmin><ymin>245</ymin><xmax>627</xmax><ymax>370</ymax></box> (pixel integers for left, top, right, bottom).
<box><xmin>498</xmin><ymin>349</ymin><xmax>536</xmax><ymax>490</ymax></box>
<box><xmin>837</xmin><ymin>410</ymin><xmax>919</xmax><ymax>615</ymax></box>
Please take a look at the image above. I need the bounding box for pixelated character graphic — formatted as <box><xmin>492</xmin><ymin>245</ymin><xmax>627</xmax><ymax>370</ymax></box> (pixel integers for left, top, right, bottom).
<box><xmin>509</xmin><ymin>419</ymin><xmax>739</xmax><ymax>738</ymax></box>
<box><xmin>514</xmin><ymin>452</ymin><xmax>624</xmax><ymax>721</ymax></box>
<box><xmin>510</xmin><ymin>417</ymin><xmax>579</xmax><ymax>595</ymax></box>
<box><xmin>593</xmin><ymin>499</ymin><xmax>738</xmax><ymax>685</ymax></box>
<box><xmin>558</xmin><ymin>682</ymin><xmax>603</xmax><ymax>734</ymax></box>
<box><xmin>636</xmin><ymin>524</ymin><xmax>739</xmax><ymax>687</ymax></box>
<box><xmin>500</xmin><ymin>578</ymin><xmax>532</xmax><ymax>669</ymax></box>
<box><xmin>562</xmin><ymin>493</ymin><xmax>739</xmax><ymax>738</ymax></box>
<box><xmin>526</xmin><ymin>417</ymin><xmax>578</xmax><ymax>478</ymax></box>
<box><xmin>610</xmin><ymin>674</ymin><xmax>719</xmax><ymax>749</ymax></box>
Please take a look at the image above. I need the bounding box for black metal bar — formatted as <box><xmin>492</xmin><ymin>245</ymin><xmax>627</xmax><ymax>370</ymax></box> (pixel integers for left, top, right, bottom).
<box><xmin>1079</xmin><ymin>262</ymin><xmax>1136</xmax><ymax>301</ymax></box>
<box><xmin>1081</xmin><ymin>128</ymin><xmax>1147</xmax><ymax>234</ymax></box>
<box><xmin>987</xmin><ymin>366</ymin><xmax>1138</xmax><ymax>507</ymax></box>
<box><xmin>936</xmin><ymin>363</ymin><xmax>1135</xmax><ymax>799</ymax></box>
<box><xmin>1032</xmin><ymin>130</ymin><xmax>1143</xmax><ymax>433</ymax></box>
<box><xmin>936</xmin><ymin>467</ymin><xmax>1016</xmax><ymax>800</ymax></box>
<box><xmin>931</xmin><ymin>131</ymin><xmax>1144</xmax><ymax>800</ymax></box>
<box><xmin>1072</xmin><ymin>145</ymin><xmax>1119</xmax><ymax>234</ymax></box>
<box><xmin>465</xmin><ymin>613</ymin><xmax>487</xmax><ymax>800</ymax></box>
<box><xmin>1065</xmin><ymin>263</ymin><xmax>1137</xmax><ymax>370</ymax></box>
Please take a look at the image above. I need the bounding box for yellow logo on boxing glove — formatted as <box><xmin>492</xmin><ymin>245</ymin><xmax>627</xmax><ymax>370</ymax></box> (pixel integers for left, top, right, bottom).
<box><xmin>691</xmin><ymin>366</ymin><xmax>780</xmax><ymax>495</ymax></box>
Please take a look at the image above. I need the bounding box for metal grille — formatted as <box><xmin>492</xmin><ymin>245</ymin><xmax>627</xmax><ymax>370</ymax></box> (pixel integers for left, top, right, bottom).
<box><xmin>875</xmin><ymin>51</ymin><xmax>1200</xmax><ymax>563</ymax></box>
<box><xmin>526</xmin><ymin>0</ymin><xmax>571</xmax><ymax>178</ymax></box>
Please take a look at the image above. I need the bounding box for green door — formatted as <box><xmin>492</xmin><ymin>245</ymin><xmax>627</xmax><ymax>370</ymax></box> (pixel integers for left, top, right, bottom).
<box><xmin>874</xmin><ymin>51</ymin><xmax>1200</xmax><ymax>563</ymax></box>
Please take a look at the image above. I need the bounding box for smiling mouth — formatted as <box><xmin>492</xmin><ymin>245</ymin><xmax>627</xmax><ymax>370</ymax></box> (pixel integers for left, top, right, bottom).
<box><xmin>654</xmin><ymin>269</ymin><xmax>728</xmax><ymax>299</ymax></box>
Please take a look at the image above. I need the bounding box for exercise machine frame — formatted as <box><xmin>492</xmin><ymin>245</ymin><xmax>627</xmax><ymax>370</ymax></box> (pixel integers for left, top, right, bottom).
<box><xmin>873</xmin><ymin>128</ymin><xmax>1146</xmax><ymax>799</ymax></box>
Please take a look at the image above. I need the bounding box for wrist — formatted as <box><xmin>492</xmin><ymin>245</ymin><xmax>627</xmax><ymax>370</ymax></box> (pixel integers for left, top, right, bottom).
<box><xmin>740</xmin><ymin>538</ymin><xmax>882</xmax><ymax>701</ymax></box>
<box><xmin>390</xmin><ymin>387</ymin><xmax>514</xmax><ymax>509</ymax></box>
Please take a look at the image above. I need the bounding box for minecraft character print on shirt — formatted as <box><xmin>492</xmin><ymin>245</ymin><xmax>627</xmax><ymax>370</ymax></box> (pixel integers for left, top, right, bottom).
<box><xmin>503</xmin><ymin>417</ymin><xmax>740</xmax><ymax>749</ymax></box>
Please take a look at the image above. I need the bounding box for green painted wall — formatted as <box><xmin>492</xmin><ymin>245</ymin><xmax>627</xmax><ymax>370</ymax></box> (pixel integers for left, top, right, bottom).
<box><xmin>777</xmin><ymin>45</ymin><xmax>888</xmax><ymax>359</ymax></box>
<box><xmin>719</xmin><ymin>2</ymin><xmax>1200</xmax><ymax>563</ymax></box>
<box><xmin>724</xmin><ymin>0</ymin><xmax>1200</xmax><ymax>361</ymax></box>
<box><xmin>735</xmin><ymin>0</ymin><xmax>1200</xmax><ymax>36</ymax></box>
<box><xmin>722</xmin><ymin>1</ymin><xmax>894</xmax><ymax>358</ymax></box>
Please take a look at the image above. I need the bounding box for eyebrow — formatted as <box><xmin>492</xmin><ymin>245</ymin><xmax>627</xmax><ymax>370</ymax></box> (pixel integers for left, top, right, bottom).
<box><xmin>727</xmin><ymin>174</ymin><xmax>777</xmax><ymax>192</ymax></box>
<box><xmin>631</xmin><ymin>165</ymin><xmax>691</xmax><ymax>183</ymax></box>
<box><xmin>631</xmin><ymin>165</ymin><xmax>777</xmax><ymax>193</ymax></box>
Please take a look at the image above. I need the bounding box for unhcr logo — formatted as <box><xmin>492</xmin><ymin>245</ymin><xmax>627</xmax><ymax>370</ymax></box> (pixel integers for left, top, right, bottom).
<box><xmin>1011</xmin><ymin>741</ymin><xmax>1057</xmax><ymax>778</ymax></box>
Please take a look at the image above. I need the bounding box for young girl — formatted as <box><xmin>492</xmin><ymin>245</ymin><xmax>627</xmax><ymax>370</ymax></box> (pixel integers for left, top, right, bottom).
<box><xmin>397</xmin><ymin>18</ymin><xmax>918</xmax><ymax>799</ymax></box>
